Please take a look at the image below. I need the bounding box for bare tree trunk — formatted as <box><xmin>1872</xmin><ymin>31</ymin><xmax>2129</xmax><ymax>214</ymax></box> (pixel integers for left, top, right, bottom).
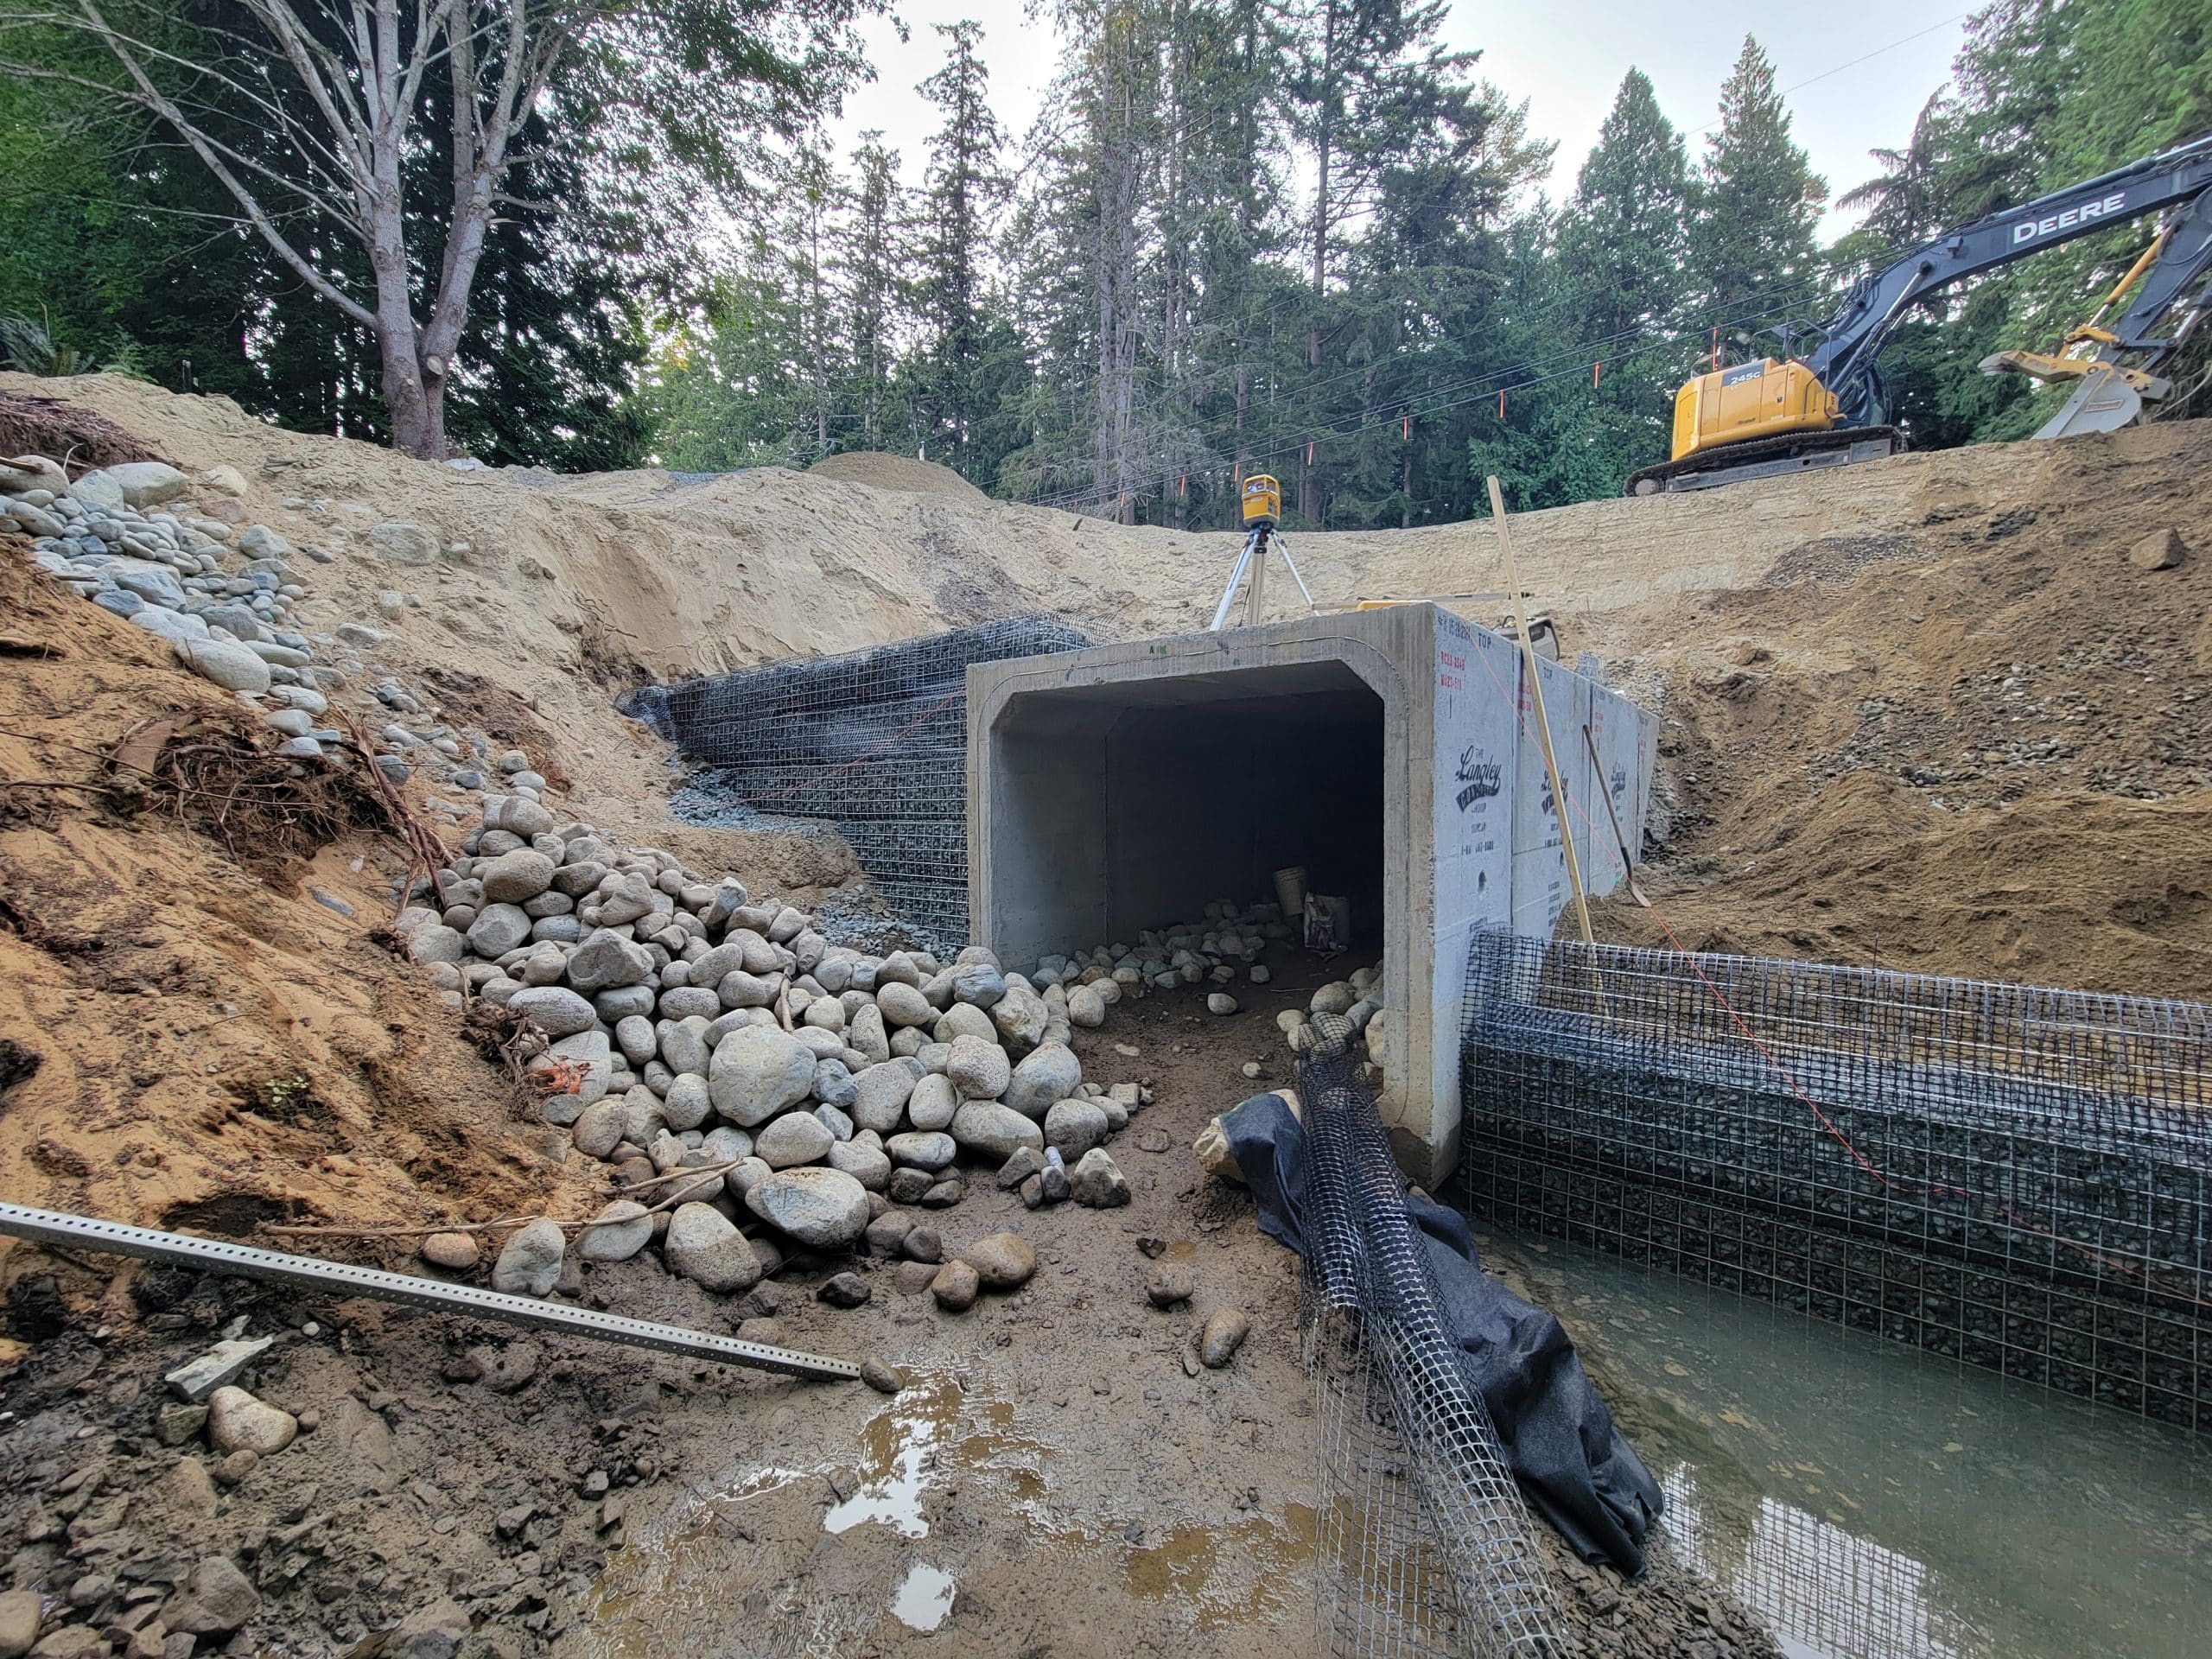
<box><xmin>26</xmin><ymin>0</ymin><xmax>571</xmax><ymax>461</ymax></box>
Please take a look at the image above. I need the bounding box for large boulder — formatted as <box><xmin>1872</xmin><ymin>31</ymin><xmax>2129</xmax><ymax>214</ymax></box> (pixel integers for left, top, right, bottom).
<box><xmin>959</xmin><ymin>1232</ymin><xmax>1037</xmax><ymax>1290</ymax></box>
<box><xmin>164</xmin><ymin>1557</ymin><xmax>260</xmax><ymax>1637</ymax></box>
<box><xmin>951</xmin><ymin>961</ymin><xmax>1007</xmax><ymax>1007</ymax></box>
<box><xmin>1003</xmin><ymin>1042</ymin><xmax>1082</xmax><ymax>1119</ymax></box>
<box><xmin>885</xmin><ymin>1130</ymin><xmax>957</xmax><ymax>1173</ymax></box>
<box><xmin>663</xmin><ymin>1203</ymin><xmax>762</xmax><ymax>1293</ymax></box>
<box><xmin>708</xmin><ymin>1026</ymin><xmax>816</xmax><ymax>1127</ymax></box>
<box><xmin>945</xmin><ymin>1033</ymin><xmax>1012</xmax><ymax>1101</ymax></box>
<box><xmin>464</xmin><ymin>903</ymin><xmax>533</xmax><ymax>957</ymax></box>
<box><xmin>875</xmin><ymin>982</ymin><xmax>935</xmax><ymax>1028</ymax></box>
<box><xmin>491</xmin><ymin>1217</ymin><xmax>566</xmax><ymax>1294</ymax></box>
<box><xmin>754</xmin><ymin>1110</ymin><xmax>834</xmax><ymax>1169</ymax></box>
<box><xmin>104</xmin><ymin>461</ymin><xmax>192</xmax><ymax>506</ymax></box>
<box><xmin>660</xmin><ymin>1016</ymin><xmax>713</xmax><ymax>1077</ymax></box>
<box><xmin>1044</xmin><ymin>1096</ymin><xmax>1110</xmax><ymax>1160</ymax></box>
<box><xmin>576</xmin><ymin>1199</ymin><xmax>653</xmax><ymax>1262</ymax></box>
<box><xmin>173</xmin><ymin>637</ymin><xmax>271</xmax><ymax>694</ymax></box>
<box><xmin>478</xmin><ymin>848</ymin><xmax>556</xmax><ymax>904</ymax></box>
<box><xmin>1069</xmin><ymin>1147</ymin><xmax>1130</xmax><ymax>1208</ymax></box>
<box><xmin>567</xmin><ymin>931</ymin><xmax>653</xmax><ymax>993</ymax></box>
<box><xmin>849</xmin><ymin>1059</ymin><xmax>920</xmax><ymax>1135</ymax></box>
<box><xmin>848</xmin><ymin>1002</ymin><xmax>891</xmax><ymax>1063</ymax></box>
<box><xmin>935</xmin><ymin>1002</ymin><xmax>997</xmax><ymax>1046</ymax></box>
<box><xmin>906</xmin><ymin>1073</ymin><xmax>959</xmax><ymax>1131</ymax></box>
<box><xmin>950</xmin><ymin>1100</ymin><xmax>1044</xmax><ymax>1161</ymax></box>
<box><xmin>507</xmin><ymin>986</ymin><xmax>596</xmax><ymax>1037</ymax></box>
<box><xmin>745</xmin><ymin>1166</ymin><xmax>870</xmax><ymax>1249</ymax></box>
<box><xmin>990</xmin><ymin>976</ymin><xmax>1050</xmax><ymax>1051</ymax></box>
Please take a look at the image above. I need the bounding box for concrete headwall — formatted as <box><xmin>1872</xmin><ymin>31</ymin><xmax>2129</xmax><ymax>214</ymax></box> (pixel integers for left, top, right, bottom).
<box><xmin>968</xmin><ymin>604</ymin><xmax>1656</xmax><ymax>1183</ymax></box>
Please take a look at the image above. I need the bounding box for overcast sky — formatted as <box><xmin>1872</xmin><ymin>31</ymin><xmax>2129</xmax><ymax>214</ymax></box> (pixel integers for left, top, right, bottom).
<box><xmin>827</xmin><ymin>1</ymin><xmax>1971</xmax><ymax>240</ymax></box>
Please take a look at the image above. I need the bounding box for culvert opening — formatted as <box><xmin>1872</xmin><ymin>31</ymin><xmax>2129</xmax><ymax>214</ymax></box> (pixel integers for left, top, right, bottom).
<box><xmin>982</xmin><ymin>660</ymin><xmax>1388</xmax><ymax>969</ymax></box>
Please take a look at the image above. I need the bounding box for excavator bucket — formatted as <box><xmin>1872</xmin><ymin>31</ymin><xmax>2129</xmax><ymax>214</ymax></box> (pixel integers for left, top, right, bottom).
<box><xmin>2036</xmin><ymin>361</ymin><xmax>2146</xmax><ymax>439</ymax></box>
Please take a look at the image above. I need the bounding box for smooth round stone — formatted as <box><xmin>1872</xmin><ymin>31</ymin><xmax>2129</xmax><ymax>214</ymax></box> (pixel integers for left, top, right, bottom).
<box><xmin>906</xmin><ymin>1073</ymin><xmax>959</xmax><ymax>1131</ymax></box>
<box><xmin>576</xmin><ymin>1200</ymin><xmax>652</xmax><ymax>1262</ymax></box>
<box><xmin>754</xmin><ymin>1110</ymin><xmax>835</xmax><ymax>1169</ymax></box>
<box><xmin>828</xmin><ymin>1139</ymin><xmax>892</xmax><ymax>1191</ymax></box>
<box><xmin>945</xmin><ymin>1033</ymin><xmax>1012</xmax><ymax>1101</ymax></box>
<box><xmin>491</xmin><ymin>1217</ymin><xmax>566</xmax><ymax>1295</ymax></box>
<box><xmin>745</xmin><ymin>1166</ymin><xmax>870</xmax><ymax>1249</ymax></box>
<box><xmin>950</xmin><ymin>1100</ymin><xmax>1044</xmax><ymax>1160</ymax></box>
<box><xmin>1044</xmin><ymin>1096</ymin><xmax>1110</xmax><ymax>1160</ymax></box>
<box><xmin>959</xmin><ymin>1232</ymin><xmax>1037</xmax><ymax>1290</ymax></box>
<box><xmin>885</xmin><ymin>1131</ymin><xmax>957</xmax><ymax>1173</ymax></box>
<box><xmin>420</xmin><ymin>1231</ymin><xmax>480</xmax><ymax>1270</ymax></box>
<box><xmin>663</xmin><ymin>1203</ymin><xmax>762</xmax><ymax>1293</ymax></box>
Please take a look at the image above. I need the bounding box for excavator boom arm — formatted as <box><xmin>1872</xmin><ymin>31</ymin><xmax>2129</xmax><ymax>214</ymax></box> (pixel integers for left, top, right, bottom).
<box><xmin>1808</xmin><ymin>133</ymin><xmax>2212</xmax><ymax>424</ymax></box>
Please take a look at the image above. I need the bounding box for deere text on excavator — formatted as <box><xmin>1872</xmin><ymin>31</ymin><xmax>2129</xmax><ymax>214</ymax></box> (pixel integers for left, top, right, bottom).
<box><xmin>1627</xmin><ymin>131</ymin><xmax>2212</xmax><ymax>495</ymax></box>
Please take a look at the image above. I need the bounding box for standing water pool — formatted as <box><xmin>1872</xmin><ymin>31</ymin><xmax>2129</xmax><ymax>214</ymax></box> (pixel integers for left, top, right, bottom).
<box><xmin>1483</xmin><ymin>1231</ymin><xmax>2212</xmax><ymax>1659</ymax></box>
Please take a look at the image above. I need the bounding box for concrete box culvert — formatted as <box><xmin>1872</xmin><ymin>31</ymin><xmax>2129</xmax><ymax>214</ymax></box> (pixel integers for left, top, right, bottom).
<box><xmin>967</xmin><ymin>604</ymin><xmax>1656</xmax><ymax>1184</ymax></box>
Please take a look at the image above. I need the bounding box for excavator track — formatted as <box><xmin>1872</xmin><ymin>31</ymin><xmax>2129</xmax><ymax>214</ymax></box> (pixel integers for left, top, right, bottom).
<box><xmin>1624</xmin><ymin>427</ymin><xmax>1901</xmax><ymax>496</ymax></box>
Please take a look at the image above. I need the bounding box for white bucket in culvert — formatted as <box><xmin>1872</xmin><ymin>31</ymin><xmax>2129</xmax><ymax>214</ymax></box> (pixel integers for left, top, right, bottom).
<box><xmin>1274</xmin><ymin>865</ymin><xmax>1308</xmax><ymax>918</ymax></box>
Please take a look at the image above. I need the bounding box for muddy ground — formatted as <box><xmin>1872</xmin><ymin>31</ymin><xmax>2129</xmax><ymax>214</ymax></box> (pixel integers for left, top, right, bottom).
<box><xmin>1</xmin><ymin>961</ymin><xmax>1776</xmax><ymax>1659</ymax></box>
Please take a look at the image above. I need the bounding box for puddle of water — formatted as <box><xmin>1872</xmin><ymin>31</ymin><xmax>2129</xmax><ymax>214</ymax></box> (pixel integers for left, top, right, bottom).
<box><xmin>1492</xmin><ymin>1231</ymin><xmax>2212</xmax><ymax>1659</ymax></box>
<box><xmin>1121</xmin><ymin>1509</ymin><xmax>1320</xmax><ymax>1630</ymax></box>
<box><xmin>892</xmin><ymin>1563</ymin><xmax>957</xmax><ymax>1632</ymax></box>
<box><xmin>585</xmin><ymin>1365</ymin><xmax>1319</xmax><ymax>1650</ymax></box>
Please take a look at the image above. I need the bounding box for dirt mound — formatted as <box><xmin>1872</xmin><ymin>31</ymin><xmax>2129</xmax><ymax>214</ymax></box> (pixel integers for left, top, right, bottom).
<box><xmin>807</xmin><ymin>449</ymin><xmax>989</xmax><ymax>501</ymax></box>
<box><xmin>1576</xmin><ymin>421</ymin><xmax>2212</xmax><ymax>998</ymax></box>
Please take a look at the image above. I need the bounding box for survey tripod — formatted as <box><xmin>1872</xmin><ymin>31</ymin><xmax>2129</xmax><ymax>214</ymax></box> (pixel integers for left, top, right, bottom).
<box><xmin>1211</xmin><ymin>473</ymin><xmax>1316</xmax><ymax>631</ymax></box>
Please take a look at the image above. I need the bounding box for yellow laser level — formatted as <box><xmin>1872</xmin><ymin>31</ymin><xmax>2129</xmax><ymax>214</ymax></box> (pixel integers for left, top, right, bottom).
<box><xmin>1240</xmin><ymin>474</ymin><xmax>1281</xmax><ymax>531</ymax></box>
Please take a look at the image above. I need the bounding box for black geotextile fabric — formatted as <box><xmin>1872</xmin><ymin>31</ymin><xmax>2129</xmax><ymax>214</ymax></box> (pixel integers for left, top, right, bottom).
<box><xmin>1222</xmin><ymin>1090</ymin><xmax>1663</xmax><ymax>1574</ymax></box>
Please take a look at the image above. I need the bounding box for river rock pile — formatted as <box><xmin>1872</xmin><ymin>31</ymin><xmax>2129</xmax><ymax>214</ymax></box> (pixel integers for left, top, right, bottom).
<box><xmin>1034</xmin><ymin>904</ymin><xmax>1288</xmax><ymax>1029</ymax></box>
<box><xmin>4</xmin><ymin>456</ymin><xmax>362</xmax><ymax>750</ymax></box>
<box><xmin>1043</xmin><ymin>906</ymin><xmax>1389</xmax><ymax>1069</ymax></box>
<box><xmin>4</xmin><ymin>454</ymin><xmax>549</xmax><ymax>809</ymax></box>
<box><xmin>396</xmin><ymin>817</ymin><xmax>1162</xmax><ymax>1301</ymax></box>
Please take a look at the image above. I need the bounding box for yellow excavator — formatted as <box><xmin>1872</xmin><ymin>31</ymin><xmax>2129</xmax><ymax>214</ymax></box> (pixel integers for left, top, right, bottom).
<box><xmin>1627</xmin><ymin>132</ymin><xmax>2212</xmax><ymax>495</ymax></box>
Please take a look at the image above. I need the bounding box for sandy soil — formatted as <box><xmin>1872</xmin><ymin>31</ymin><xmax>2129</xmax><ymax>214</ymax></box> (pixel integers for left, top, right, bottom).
<box><xmin>11</xmin><ymin>373</ymin><xmax>2207</xmax><ymax>1001</ymax></box>
<box><xmin>1574</xmin><ymin>428</ymin><xmax>2212</xmax><ymax>996</ymax></box>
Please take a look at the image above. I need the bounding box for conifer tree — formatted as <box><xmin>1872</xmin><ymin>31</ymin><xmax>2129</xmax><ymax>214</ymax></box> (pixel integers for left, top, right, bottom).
<box><xmin>1688</xmin><ymin>36</ymin><xmax>1827</xmax><ymax>348</ymax></box>
<box><xmin>1547</xmin><ymin>68</ymin><xmax>1692</xmax><ymax>495</ymax></box>
<box><xmin>913</xmin><ymin>19</ymin><xmax>1012</xmax><ymax>474</ymax></box>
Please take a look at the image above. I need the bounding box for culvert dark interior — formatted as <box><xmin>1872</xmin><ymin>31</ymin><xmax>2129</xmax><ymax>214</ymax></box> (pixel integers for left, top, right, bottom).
<box><xmin>979</xmin><ymin>661</ymin><xmax>1386</xmax><ymax>966</ymax></box>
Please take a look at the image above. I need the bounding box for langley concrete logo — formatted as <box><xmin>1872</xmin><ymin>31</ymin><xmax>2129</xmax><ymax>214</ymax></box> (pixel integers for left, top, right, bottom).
<box><xmin>1456</xmin><ymin>747</ymin><xmax>1502</xmax><ymax>811</ymax></box>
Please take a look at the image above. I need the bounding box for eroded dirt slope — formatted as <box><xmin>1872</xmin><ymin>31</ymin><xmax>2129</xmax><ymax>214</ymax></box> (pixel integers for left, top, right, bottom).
<box><xmin>1575</xmin><ymin>427</ymin><xmax>2212</xmax><ymax>997</ymax></box>
<box><xmin>0</xmin><ymin>542</ymin><xmax>582</xmax><ymax>1243</ymax></box>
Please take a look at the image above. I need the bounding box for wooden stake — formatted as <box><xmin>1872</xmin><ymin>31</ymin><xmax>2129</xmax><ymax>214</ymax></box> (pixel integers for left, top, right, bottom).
<box><xmin>1487</xmin><ymin>475</ymin><xmax>1597</xmax><ymax>953</ymax></box>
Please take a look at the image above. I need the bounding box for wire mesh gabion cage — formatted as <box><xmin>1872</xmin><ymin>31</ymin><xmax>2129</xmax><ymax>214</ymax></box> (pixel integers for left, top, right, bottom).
<box><xmin>1455</xmin><ymin>929</ymin><xmax>2212</xmax><ymax>1428</ymax></box>
<box><xmin>1297</xmin><ymin>1021</ymin><xmax>1564</xmax><ymax>1658</ymax></box>
<box><xmin>621</xmin><ymin>617</ymin><xmax>1091</xmax><ymax>951</ymax></box>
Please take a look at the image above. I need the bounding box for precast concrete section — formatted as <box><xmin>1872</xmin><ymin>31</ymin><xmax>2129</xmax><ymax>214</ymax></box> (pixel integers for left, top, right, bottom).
<box><xmin>966</xmin><ymin>604</ymin><xmax>1656</xmax><ymax>1184</ymax></box>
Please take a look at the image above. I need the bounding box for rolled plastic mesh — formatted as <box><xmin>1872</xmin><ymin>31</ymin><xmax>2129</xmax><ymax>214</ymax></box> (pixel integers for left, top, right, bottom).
<box><xmin>1298</xmin><ymin>1018</ymin><xmax>1563</xmax><ymax>1658</ymax></box>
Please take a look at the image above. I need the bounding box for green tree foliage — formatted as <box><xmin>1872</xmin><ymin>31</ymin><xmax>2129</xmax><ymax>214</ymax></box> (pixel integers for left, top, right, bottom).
<box><xmin>18</xmin><ymin>0</ymin><xmax>2208</xmax><ymax>503</ymax></box>
<box><xmin>912</xmin><ymin>19</ymin><xmax>1012</xmax><ymax>472</ymax></box>
<box><xmin>1688</xmin><ymin>36</ymin><xmax>1828</xmax><ymax>340</ymax></box>
<box><xmin>1537</xmin><ymin>70</ymin><xmax>1694</xmax><ymax>501</ymax></box>
<box><xmin>0</xmin><ymin>0</ymin><xmax>872</xmax><ymax>459</ymax></box>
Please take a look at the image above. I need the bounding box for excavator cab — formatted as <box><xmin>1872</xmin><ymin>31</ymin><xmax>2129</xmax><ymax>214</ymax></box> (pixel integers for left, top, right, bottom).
<box><xmin>1629</xmin><ymin>359</ymin><xmax>1897</xmax><ymax>495</ymax></box>
<box><xmin>1669</xmin><ymin>359</ymin><xmax>1840</xmax><ymax>462</ymax></box>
